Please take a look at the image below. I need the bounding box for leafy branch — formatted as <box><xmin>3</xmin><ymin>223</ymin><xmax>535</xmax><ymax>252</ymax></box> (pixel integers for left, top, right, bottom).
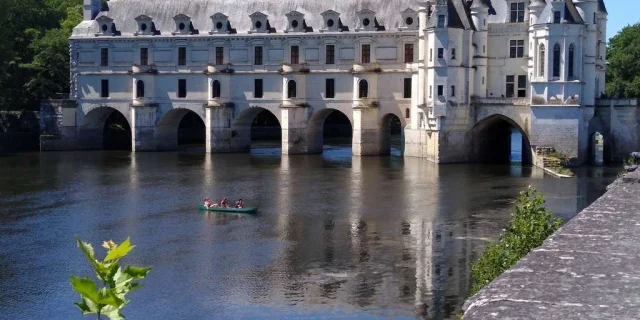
<box><xmin>70</xmin><ymin>237</ymin><xmax>151</xmax><ymax>320</ymax></box>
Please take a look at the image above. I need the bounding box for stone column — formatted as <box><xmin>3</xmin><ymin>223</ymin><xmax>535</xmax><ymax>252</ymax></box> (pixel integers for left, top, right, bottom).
<box><xmin>281</xmin><ymin>105</ymin><xmax>311</xmax><ymax>154</ymax></box>
<box><xmin>205</xmin><ymin>104</ymin><xmax>247</xmax><ymax>153</ymax></box>
<box><xmin>130</xmin><ymin>105</ymin><xmax>157</xmax><ymax>151</ymax></box>
<box><xmin>352</xmin><ymin>105</ymin><xmax>381</xmax><ymax>156</ymax></box>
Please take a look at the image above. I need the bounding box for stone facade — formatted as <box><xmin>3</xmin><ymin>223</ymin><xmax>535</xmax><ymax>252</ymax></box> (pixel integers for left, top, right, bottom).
<box><xmin>47</xmin><ymin>0</ymin><xmax>625</xmax><ymax>165</ymax></box>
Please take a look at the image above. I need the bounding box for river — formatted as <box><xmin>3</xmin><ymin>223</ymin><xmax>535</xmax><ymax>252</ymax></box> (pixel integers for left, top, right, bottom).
<box><xmin>0</xmin><ymin>146</ymin><xmax>619</xmax><ymax>319</ymax></box>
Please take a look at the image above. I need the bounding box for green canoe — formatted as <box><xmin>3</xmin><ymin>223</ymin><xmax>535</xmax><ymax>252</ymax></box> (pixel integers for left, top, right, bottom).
<box><xmin>198</xmin><ymin>205</ymin><xmax>258</xmax><ymax>214</ymax></box>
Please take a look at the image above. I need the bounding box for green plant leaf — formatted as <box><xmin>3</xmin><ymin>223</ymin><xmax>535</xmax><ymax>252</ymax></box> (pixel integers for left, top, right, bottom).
<box><xmin>124</xmin><ymin>266</ymin><xmax>151</xmax><ymax>279</ymax></box>
<box><xmin>98</xmin><ymin>288</ymin><xmax>125</xmax><ymax>308</ymax></box>
<box><xmin>70</xmin><ymin>276</ymin><xmax>100</xmax><ymax>304</ymax></box>
<box><xmin>101</xmin><ymin>305</ymin><xmax>125</xmax><ymax>320</ymax></box>
<box><xmin>105</xmin><ymin>237</ymin><xmax>135</xmax><ymax>262</ymax></box>
<box><xmin>74</xmin><ymin>299</ymin><xmax>97</xmax><ymax>315</ymax></box>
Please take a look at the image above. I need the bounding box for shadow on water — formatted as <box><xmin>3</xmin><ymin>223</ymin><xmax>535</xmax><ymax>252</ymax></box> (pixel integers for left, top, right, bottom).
<box><xmin>0</xmin><ymin>150</ymin><xmax>621</xmax><ymax>319</ymax></box>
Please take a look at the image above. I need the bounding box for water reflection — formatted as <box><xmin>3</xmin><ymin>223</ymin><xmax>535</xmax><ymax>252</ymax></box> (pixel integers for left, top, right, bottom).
<box><xmin>0</xmin><ymin>150</ymin><xmax>620</xmax><ymax>319</ymax></box>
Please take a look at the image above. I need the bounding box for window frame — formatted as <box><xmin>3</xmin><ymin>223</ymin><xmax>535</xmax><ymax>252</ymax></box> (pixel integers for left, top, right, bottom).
<box><xmin>404</xmin><ymin>43</ymin><xmax>414</xmax><ymax>63</ymax></box>
<box><xmin>358</xmin><ymin>79</ymin><xmax>369</xmax><ymax>99</ymax></box>
<box><xmin>403</xmin><ymin>78</ymin><xmax>412</xmax><ymax>99</ymax></box>
<box><xmin>326</xmin><ymin>45</ymin><xmax>335</xmax><ymax>65</ymax></box>
<box><xmin>254</xmin><ymin>46</ymin><xmax>263</xmax><ymax>66</ymax></box>
<box><xmin>136</xmin><ymin>80</ymin><xmax>145</xmax><ymax>98</ymax></box>
<box><xmin>509</xmin><ymin>39</ymin><xmax>525</xmax><ymax>58</ymax></box>
<box><xmin>437</xmin><ymin>85</ymin><xmax>444</xmax><ymax>97</ymax></box>
<box><xmin>254</xmin><ymin>79</ymin><xmax>263</xmax><ymax>98</ymax></box>
<box><xmin>510</xmin><ymin>2</ymin><xmax>525</xmax><ymax>23</ymax></box>
<box><xmin>287</xmin><ymin>80</ymin><xmax>297</xmax><ymax>98</ymax></box>
<box><xmin>211</xmin><ymin>80</ymin><xmax>221</xmax><ymax>98</ymax></box>
<box><xmin>325</xmin><ymin>78</ymin><xmax>335</xmax><ymax>99</ymax></box>
<box><xmin>517</xmin><ymin>75</ymin><xmax>527</xmax><ymax>98</ymax></box>
<box><xmin>437</xmin><ymin>48</ymin><xmax>444</xmax><ymax>59</ymax></box>
<box><xmin>568</xmin><ymin>44</ymin><xmax>575</xmax><ymax>79</ymax></box>
<box><xmin>553</xmin><ymin>43</ymin><xmax>561</xmax><ymax>78</ymax></box>
<box><xmin>291</xmin><ymin>45</ymin><xmax>300</xmax><ymax>65</ymax></box>
<box><xmin>361</xmin><ymin>44</ymin><xmax>371</xmax><ymax>64</ymax></box>
<box><xmin>177</xmin><ymin>79</ymin><xmax>187</xmax><ymax>98</ymax></box>
<box><xmin>178</xmin><ymin>47</ymin><xmax>187</xmax><ymax>66</ymax></box>
<box><xmin>437</xmin><ymin>15</ymin><xmax>445</xmax><ymax>28</ymax></box>
<box><xmin>539</xmin><ymin>44</ymin><xmax>546</xmax><ymax>77</ymax></box>
<box><xmin>215</xmin><ymin>47</ymin><xmax>224</xmax><ymax>65</ymax></box>
<box><xmin>100</xmin><ymin>48</ymin><xmax>109</xmax><ymax>67</ymax></box>
<box><xmin>100</xmin><ymin>79</ymin><xmax>109</xmax><ymax>98</ymax></box>
<box><xmin>140</xmin><ymin>47</ymin><xmax>149</xmax><ymax>66</ymax></box>
<box><xmin>506</xmin><ymin>75</ymin><xmax>515</xmax><ymax>98</ymax></box>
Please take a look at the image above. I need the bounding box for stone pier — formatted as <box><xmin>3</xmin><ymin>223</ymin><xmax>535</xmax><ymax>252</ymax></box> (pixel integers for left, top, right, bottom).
<box><xmin>463</xmin><ymin>169</ymin><xmax>640</xmax><ymax>319</ymax></box>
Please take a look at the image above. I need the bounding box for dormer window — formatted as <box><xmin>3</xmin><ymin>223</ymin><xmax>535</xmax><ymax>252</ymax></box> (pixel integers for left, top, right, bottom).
<box><xmin>172</xmin><ymin>14</ymin><xmax>194</xmax><ymax>35</ymax></box>
<box><xmin>553</xmin><ymin>11</ymin><xmax>562</xmax><ymax>23</ymax></box>
<box><xmin>135</xmin><ymin>15</ymin><xmax>155</xmax><ymax>36</ymax></box>
<box><xmin>249</xmin><ymin>12</ymin><xmax>269</xmax><ymax>34</ymax></box>
<box><xmin>285</xmin><ymin>11</ymin><xmax>306</xmax><ymax>33</ymax></box>
<box><xmin>437</xmin><ymin>14</ymin><xmax>446</xmax><ymax>28</ymax></box>
<box><xmin>95</xmin><ymin>15</ymin><xmax>114</xmax><ymax>36</ymax></box>
<box><xmin>399</xmin><ymin>8</ymin><xmax>418</xmax><ymax>31</ymax></box>
<box><xmin>320</xmin><ymin>10</ymin><xmax>342</xmax><ymax>32</ymax></box>
<box><xmin>510</xmin><ymin>2</ymin><xmax>525</xmax><ymax>23</ymax></box>
<box><xmin>210</xmin><ymin>13</ymin><xmax>230</xmax><ymax>34</ymax></box>
<box><xmin>355</xmin><ymin>9</ymin><xmax>378</xmax><ymax>32</ymax></box>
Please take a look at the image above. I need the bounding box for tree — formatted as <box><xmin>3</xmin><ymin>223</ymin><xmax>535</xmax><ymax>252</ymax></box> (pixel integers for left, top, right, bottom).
<box><xmin>606</xmin><ymin>23</ymin><xmax>640</xmax><ymax>98</ymax></box>
<box><xmin>71</xmin><ymin>237</ymin><xmax>151</xmax><ymax>320</ymax></box>
<box><xmin>469</xmin><ymin>186</ymin><xmax>562</xmax><ymax>296</ymax></box>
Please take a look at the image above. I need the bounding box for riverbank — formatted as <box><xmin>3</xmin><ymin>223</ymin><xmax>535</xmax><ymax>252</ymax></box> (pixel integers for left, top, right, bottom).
<box><xmin>463</xmin><ymin>169</ymin><xmax>640</xmax><ymax>319</ymax></box>
<box><xmin>0</xmin><ymin>111</ymin><xmax>40</xmax><ymax>152</ymax></box>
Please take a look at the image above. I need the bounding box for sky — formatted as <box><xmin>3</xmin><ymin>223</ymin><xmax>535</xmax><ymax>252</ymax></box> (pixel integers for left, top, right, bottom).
<box><xmin>605</xmin><ymin>0</ymin><xmax>640</xmax><ymax>40</ymax></box>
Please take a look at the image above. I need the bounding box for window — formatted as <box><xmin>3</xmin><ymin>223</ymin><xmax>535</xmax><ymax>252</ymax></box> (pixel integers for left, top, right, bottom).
<box><xmin>517</xmin><ymin>75</ymin><xmax>527</xmax><ymax>97</ymax></box>
<box><xmin>437</xmin><ymin>85</ymin><xmax>443</xmax><ymax>96</ymax></box>
<box><xmin>510</xmin><ymin>40</ymin><xmax>525</xmax><ymax>58</ymax></box>
<box><xmin>178</xmin><ymin>47</ymin><xmax>186</xmax><ymax>65</ymax></box>
<box><xmin>553</xmin><ymin>11</ymin><xmax>562</xmax><ymax>23</ymax></box>
<box><xmin>593</xmin><ymin>12</ymin><xmax>596</xmax><ymax>24</ymax></box>
<box><xmin>215</xmin><ymin>47</ymin><xmax>224</xmax><ymax>65</ymax></box>
<box><xmin>506</xmin><ymin>75</ymin><xmax>515</xmax><ymax>98</ymax></box>
<box><xmin>362</xmin><ymin>44</ymin><xmax>371</xmax><ymax>63</ymax></box>
<box><xmin>553</xmin><ymin>43</ymin><xmax>561</xmax><ymax>78</ymax></box>
<box><xmin>405</xmin><ymin>43</ymin><xmax>414</xmax><ymax>63</ymax></box>
<box><xmin>510</xmin><ymin>2</ymin><xmax>525</xmax><ymax>23</ymax></box>
<box><xmin>405</xmin><ymin>108</ymin><xmax>410</xmax><ymax>119</ymax></box>
<box><xmin>358</xmin><ymin>79</ymin><xmax>368</xmax><ymax>98</ymax></box>
<box><xmin>136</xmin><ymin>80</ymin><xmax>145</xmax><ymax>98</ymax></box>
<box><xmin>429</xmin><ymin>49</ymin><xmax>433</xmax><ymax>62</ymax></box>
<box><xmin>539</xmin><ymin>44</ymin><xmax>545</xmax><ymax>77</ymax></box>
<box><xmin>482</xmin><ymin>77</ymin><xmax>485</xmax><ymax>85</ymax></box>
<box><xmin>451</xmin><ymin>85</ymin><xmax>455</xmax><ymax>97</ymax></box>
<box><xmin>326</xmin><ymin>45</ymin><xmax>335</xmax><ymax>64</ymax></box>
<box><xmin>100</xmin><ymin>48</ymin><xmax>108</xmax><ymax>67</ymax></box>
<box><xmin>568</xmin><ymin>44</ymin><xmax>575</xmax><ymax>78</ymax></box>
<box><xmin>254</xmin><ymin>46</ymin><xmax>263</xmax><ymax>65</ymax></box>
<box><xmin>438</xmin><ymin>48</ymin><xmax>444</xmax><ymax>59</ymax></box>
<box><xmin>100</xmin><ymin>79</ymin><xmax>109</xmax><ymax>98</ymax></box>
<box><xmin>403</xmin><ymin>78</ymin><xmax>412</xmax><ymax>99</ymax></box>
<box><xmin>287</xmin><ymin>80</ymin><xmax>297</xmax><ymax>98</ymax></box>
<box><xmin>254</xmin><ymin>79</ymin><xmax>263</xmax><ymax>98</ymax></box>
<box><xmin>291</xmin><ymin>45</ymin><xmax>299</xmax><ymax>64</ymax></box>
<box><xmin>178</xmin><ymin>79</ymin><xmax>187</xmax><ymax>98</ymax></box>
<box><xmin>429</xmin><ymin>85</ymin><xmax>432</xmax><ymax>98</ymax></box>
<box><xmin>451</xmin><ymin>48</ymin><xmax>456</xmax><ymax>60</ymax></box>
<box><xmin>437</xmin><ymin>15</ymin><xmax>445</xmax><ymax>28</ymax></box>
<box><xmin>211</xmin><ymin>80</ymin><xmax>221</xmax><ymax>98</ymax></box>
<box><xmin>140</xmin><ymin>48</ymin><xmax>148</xmax><ymax>66</ymax></box>
<box><xmin>326</xmin><ymin>79</ymin><xmax>335</xmax><ymax>98</ymax></box>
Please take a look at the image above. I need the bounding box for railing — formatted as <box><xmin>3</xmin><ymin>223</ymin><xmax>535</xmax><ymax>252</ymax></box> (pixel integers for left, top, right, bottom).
<box><xmin>596</xmin><ymin>98</ymin><xmax>640</xmax><ymax>107</ymax></box>
<box><xmin>471</xmin><ymin>97</ymin><xmax>528</xmax><ymax>106</ymax></box>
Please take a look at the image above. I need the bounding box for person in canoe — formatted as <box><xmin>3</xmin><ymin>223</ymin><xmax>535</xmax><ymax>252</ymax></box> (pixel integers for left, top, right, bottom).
<box><xmin>203</xmin><ymin>198</ymin><xmax>218</xmax><ymax>208</ymax></box>
<box><xmin>220</xmin><ymin>197</ymin><xmax>230</xmax><ymax>208</ymax></box>
<box><xmin>235</xmin><ymin>199</ymin><xmax>245</xmax><ymax>209</ymax></box>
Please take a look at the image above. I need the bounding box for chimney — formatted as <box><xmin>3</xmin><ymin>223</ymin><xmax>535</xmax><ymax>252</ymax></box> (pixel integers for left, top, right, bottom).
<box><xmin>83</xmin><ymin>0</ymin><xmax>101</xmax><ymax>21</ymax></box>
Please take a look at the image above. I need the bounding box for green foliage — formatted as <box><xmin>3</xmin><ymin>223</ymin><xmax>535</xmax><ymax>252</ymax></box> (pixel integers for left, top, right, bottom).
<box><xmin>71</xmin><ymin>237</ymin><xmax>151</xmax><ymax>320</ymax></box>
<box><xmin>0</xmin><ymin>0</ymin><xmax>82</xmax><ymax>111</ymax></box>
<box><xmin>469</xmin><ymin>186</ymin><xmax>562</xmax><ymax>296</ymax></box>
<box><xmin>606</xmin><ymin>23</ymin><xmax>640</xmax><ymax>98</ymax></box>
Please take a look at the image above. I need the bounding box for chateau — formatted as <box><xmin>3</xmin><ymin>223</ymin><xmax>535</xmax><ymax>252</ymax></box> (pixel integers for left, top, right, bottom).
<box><xmin>46</xmin><ymin>0</ymin><xmax>617</xmax><ymax>164</ymax></box>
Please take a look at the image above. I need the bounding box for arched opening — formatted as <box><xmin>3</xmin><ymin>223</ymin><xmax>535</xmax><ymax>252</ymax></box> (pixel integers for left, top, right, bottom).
<box><xmin>568</xmin><ymin>44</ymin><xmax>575</xmax><ymax>78</ymax></box>
<box><xmin>233</xmin><ymin>107</ymin><xmax>282</xmax><ymax>152</ymax></box>
<box><xmin>287</xmin><ymin>80</ymin><xmax>297</xmax><ymax>98</ymax></box>
<box><xmin>539</xmin><ymin>44</ymin><xmax>545</xmax><ymax>77</ymax></box>
<box><xmin>155</xmin><ymin>109</ymin><xmax>205</xmax><ymax>151</ymax></box>
<box><xmin>553</xmin><ymin>43</ymin><xmax>561</xmax><ymax>78</ymax></box>
<box><xmin>79</xmin><ymin>107</ymin><xmax>131</xmax><ymax>150</ymax></box>
<box><xmin>211</xmin><ymin>80</ymin><xmax>221</xmax><ymax>98</ymax></box>
<box><xmin>136</xmin><ymin>80</ymin><xmax>145</xmax><ymax>98</ymax></box>
<box><xmin>590</xmin><ymin>132</ymin><xmax>604</xmax><ymax>166</ymax></box>
<box><xmin>358</xmin><ymin>79</ymin><xmax>369</xmax><ymax>98</ymax></box>
<box><xmin>308</xmin><ymin>109</ymin><xmax>353</xmax><ymax>154</ymax></box>
<box><xmin>470</xmin><ymin>115</ymin><xmax>532</xmax><ymax>165</ymax></box>
<box><xmin>380</xmin><ymin>113</ymin><xmax>403</xmax><ymax>156</ymax></box>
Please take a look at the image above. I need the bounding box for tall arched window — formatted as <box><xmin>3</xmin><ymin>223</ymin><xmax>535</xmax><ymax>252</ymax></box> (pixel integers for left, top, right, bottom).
<box><xmin>568</xmin><ymin>44</ymin><xmax>575</xmax><ymax>78</ymax></box>
<box><xmin>539</xmin><ymin>44</ymin><xmax>545</xmax><ymax>77</ymax></box>
<box><xmin>287</xmin><ymin>80</ymin><xmax>297</xmax><ymax>98</ymax></box>
<box><xmin>211</xmin><ymin>80</ymin><xmax>221</xmax><ymax>98</ymax></box>
<box><xmin>553</xmin><ymin>43</ymin><xmax>561</xmax><ymax>78</ymax></box>
<box><xmin>136</xmin><ymin>80</ymin><xmax>145</xmax><ymax>98</ymax></box>
<box><xmin>358</xmin><ymin>79</ymin><xmax>369</xmax><ymax>98</ymax></box>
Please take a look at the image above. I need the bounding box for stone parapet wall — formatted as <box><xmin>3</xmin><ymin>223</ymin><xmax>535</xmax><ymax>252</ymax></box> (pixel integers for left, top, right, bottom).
<box><xmin>463</xmin><ymin>169</ymin><xmax>640</xmax><ymax>319</ymax></box>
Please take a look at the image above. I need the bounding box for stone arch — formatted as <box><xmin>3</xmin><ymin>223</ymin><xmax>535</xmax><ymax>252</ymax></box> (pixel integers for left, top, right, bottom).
<box><xmin>379</xmin><ymin>112</ymin><xmax>404</xmax><ymax>156</ymax></box>
<box><xmin>588</xmin><ymin>116</ymin><xmax>611</xmax><ymax>164</ymax></box>
<box><xmin>78</xmin><ymin>106</ymin><xmax>131</xmax><ymax>150</ymax></box>
<box><xmin>307</xmin><ymin>108</ymin><xmax>353</xmax><ymax>154</ymax></box>
<box><xmin>469</xmin><ymin>114</ymin><xmax>533</xmax><ymax>164</ymax></box>
<box><xmin>232</xmin><ymin>106</ymin><xmax>282</xmax><ymax>151</ymax></box>
<box><xmin>155</xmin><ymin>107</ymin><xmax>206</xmax><ymax>150</ymax></box>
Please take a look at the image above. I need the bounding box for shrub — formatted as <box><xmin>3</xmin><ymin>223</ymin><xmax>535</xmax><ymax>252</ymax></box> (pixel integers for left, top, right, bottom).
<box><xmin>469</xmin><ymin>186</ymin><xmax>562</xmax><ymax>296</ymax></box>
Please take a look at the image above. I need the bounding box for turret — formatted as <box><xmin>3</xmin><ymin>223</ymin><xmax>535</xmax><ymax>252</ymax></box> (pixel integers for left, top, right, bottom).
<box><xmin>470</xmin><ymin>0</ymin><xmax>488</xmax><ymax>97</ymax></box>
<box><xmin>573</xmin><ymin>0</ymin><xmax>598</xmax><ymax>25</ymax></box>
<box><xmin>575</xmin><ymin>0</ymin><xmax>598</xmax><ymax>105</ymax></box>
<box><xmin>415</xmin><ymin>1</ymin><xmax>430</xmax><ymax>128</ymax></box>
<box><xmin>529</xmin><ymin>0</ymin><xmax>545</xmax><ymax>25</ymax></box>
<box><xmin>83</xmin><ymin>0</ymin><xmax>100</xmax><ymax>21</ymax></box>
